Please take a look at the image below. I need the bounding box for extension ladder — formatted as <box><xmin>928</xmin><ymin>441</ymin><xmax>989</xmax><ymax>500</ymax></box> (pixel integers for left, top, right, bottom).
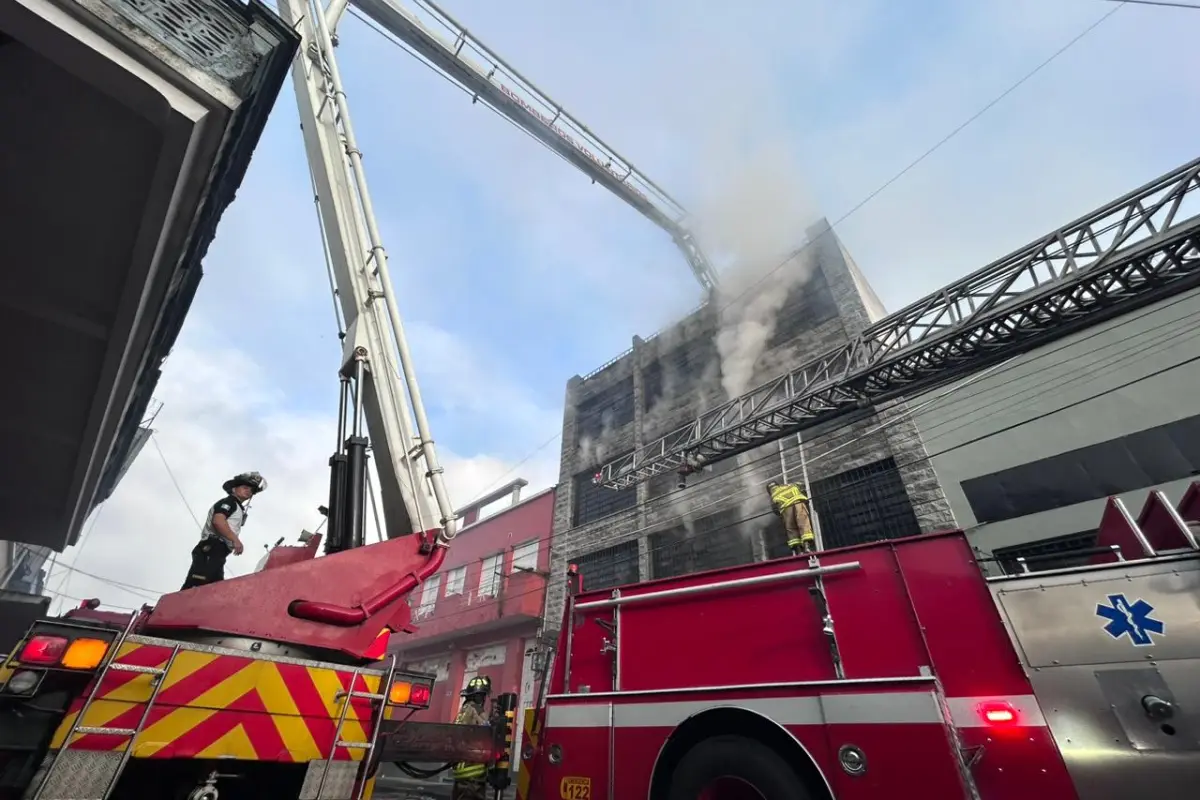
<box><xmin>313</xmin><ymin>655</ymin><xmax>398</xmax><ymax>800</ymax></box>
<box><xmin>31</xmin><ymin>613</ymin><xmax>183</xmax><ymax>800</ymax></box>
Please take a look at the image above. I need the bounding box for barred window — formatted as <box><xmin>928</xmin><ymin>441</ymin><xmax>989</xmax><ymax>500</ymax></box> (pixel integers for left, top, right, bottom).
<box><xmin>649</xmin><ymin>509</ymin><xmax>756</xmax><ymax>579</ymax></box>
<box><xmin>573</xmin><ymin>467</ymin><xmax>637</xmax><ymax>526</ymax></box>
<box><xmin>573</xmin><ymin>540</ymin><xmax>640</xmax><ymax>592</ymax></box>
<box><xmin>576</xmin><ymin>378</ymin><xmax>634</xmax><ymax>444</ymax></box>
<box><xmin>810</xmin><ymin>457</ymin><xmax>921</xmax><ymax>549</ymax></box>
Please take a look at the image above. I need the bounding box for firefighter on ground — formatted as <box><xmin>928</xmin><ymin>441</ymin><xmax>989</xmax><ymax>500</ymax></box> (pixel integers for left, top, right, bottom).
<box><xmin>180</xmin><ymin>471</ymin><xmax>267</xmax><ymax>590</ymax></box>
<box><xmin>767</xmin><ymin>480</ymin><xmax>815</xmax><ymax>555</ymax></box>
<box><xmin>451</xmin><ymin>676</ymin><xmax>492</xmax><ymax>800</ymax></box>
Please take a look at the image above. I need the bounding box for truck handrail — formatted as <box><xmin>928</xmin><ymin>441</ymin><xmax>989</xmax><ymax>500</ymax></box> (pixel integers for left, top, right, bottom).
<box><xmin>573</xmin><ymin>561</ymin><xmax>861</xmax><ymax>611</ymax></box>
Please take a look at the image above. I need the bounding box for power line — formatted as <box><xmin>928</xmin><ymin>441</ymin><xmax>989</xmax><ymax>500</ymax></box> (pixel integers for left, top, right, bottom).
<box><xmin>151</xmin><ymin>433</ymin><xmax>201</xmax><ymax>528</ymax></box>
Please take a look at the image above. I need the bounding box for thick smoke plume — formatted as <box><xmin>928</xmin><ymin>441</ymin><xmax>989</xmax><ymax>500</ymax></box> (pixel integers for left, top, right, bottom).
<box><xmin>692</xmin><ymin>137</ymin><xmax>819</xmax><ymax>400</ymax></box>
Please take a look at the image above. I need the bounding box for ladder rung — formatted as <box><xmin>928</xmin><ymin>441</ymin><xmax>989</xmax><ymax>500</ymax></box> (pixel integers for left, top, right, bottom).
<box><xmin>349</xmin><ymin>691</ymin><xmax>385</xmax><ymax>701</ymax></box>
<box><xmin>336</xmin><ymin>741</ymin><xmax>373</xmax><ymax>749</ymax></box>
<box><xmin>110</xmin><ymin>663</ymin><xmax>166</xmax><ymax>675</ymax></box>
<box><xmin>76</xmin><ymin>726</ymin><xmax>137</xmax><ymax>736</ymax></box>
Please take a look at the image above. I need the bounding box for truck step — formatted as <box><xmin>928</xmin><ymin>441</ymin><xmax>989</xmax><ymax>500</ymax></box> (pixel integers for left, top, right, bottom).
<box><xmin>110</xmin><ymin>663</ymin><xmax>167</xmax><ymax>675</ymax></box>
<box><xmin>336</xmin><ymin>741</ymin><xmax>374</xmax><ymax>749</ymax></box>
<box><xmin>76</xmin><ymin>726</ymin><xmax>138</xmax><ymax>736</ymax></box>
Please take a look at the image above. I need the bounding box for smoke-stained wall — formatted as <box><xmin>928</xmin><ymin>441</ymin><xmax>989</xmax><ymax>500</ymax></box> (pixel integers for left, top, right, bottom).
<box><xmin>545</xmin><ymin>219</ymin><xmax>954</xmax><ymax>623</ymax></box>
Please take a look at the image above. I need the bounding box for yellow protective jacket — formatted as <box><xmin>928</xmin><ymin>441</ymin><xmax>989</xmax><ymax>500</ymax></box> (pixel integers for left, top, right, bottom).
<box><xmin>452</xmin><ymin>701</ymin><xmax>489</xmax><ymax>782</ymax></box>
<box><xmin>769</xmin><ymin>483</ymin><xmax>808</xmax><ymax>512</ymax></box>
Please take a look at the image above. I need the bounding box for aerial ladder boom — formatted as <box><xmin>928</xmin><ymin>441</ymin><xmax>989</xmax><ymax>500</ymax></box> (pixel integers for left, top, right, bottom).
<box><xmin>338</xmin><ymin>0</ymin><xmax>720</xmax><ymax>293</ymax></box>
<box><xmin>598</xmin><ymin>156</ymin><xmax>1200</xmax><ymax>488</ymax></box>
<box><xmin>278</xmin><ymin>0</ymin><xmax>457</xmax><ymax>545</ymax></box>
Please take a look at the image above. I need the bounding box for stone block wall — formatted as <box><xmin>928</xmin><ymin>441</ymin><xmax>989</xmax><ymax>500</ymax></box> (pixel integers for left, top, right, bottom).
<box><xmin>544</xmin><ymin>219</ymin><xmax>955</xmax><ymax>623</ymax></box>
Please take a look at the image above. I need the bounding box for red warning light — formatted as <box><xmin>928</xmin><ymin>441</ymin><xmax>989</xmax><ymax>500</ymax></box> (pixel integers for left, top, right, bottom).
<box><xmin>980</xmin><ymin>702</ymin><xmax>1017</xmax><ymax>725</ymax></box>
<box><xmin>410</xmin><ymin>683</ymin><xmax>432</xmax><ymax>708</ymax></box>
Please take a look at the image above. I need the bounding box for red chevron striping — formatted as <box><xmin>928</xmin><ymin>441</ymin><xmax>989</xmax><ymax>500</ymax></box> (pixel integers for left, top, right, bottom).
<box><xmin>155</xmin><ymin>654</ymin><xmax>250</xmax><ymax>708</ymax></box>
<box><xmin>159</xmin><ymin>688</ymin><xmax>289</xmax><ymax>760</ymax></box>
<box><xmin>71</xmin><ymin>705</ymin><xmax>174</xmax><ymax>751</ymax></box>
<box><xmin>276</xmin><ymin>663</ymin><xmax>339</xmax><ymax>754</ymax></box>
<box><xmin>71</xmin><ymin>645</ymin><xmax>169</xmax><ymax>710</ymax></box>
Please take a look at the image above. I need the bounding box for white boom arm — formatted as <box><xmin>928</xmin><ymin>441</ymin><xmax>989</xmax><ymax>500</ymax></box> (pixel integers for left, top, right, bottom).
<box><xmin>278</xmin><ymin>0</ymin><xmax>457</xmax><ymax>542</ymax></box>
<box><xmin>341</xmin><ymin>0</ymin><xmax>720</xmax><ymax>293</ymax></box>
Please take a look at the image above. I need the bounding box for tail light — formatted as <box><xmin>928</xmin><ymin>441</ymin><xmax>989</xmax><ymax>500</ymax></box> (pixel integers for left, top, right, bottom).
<box><xmin>386</xmin><ymin>679</ymin><xmax>433</xmax><ymax>709</ymax></box>
<box><xmin>62</xmin><ymin>638</ymin><xmax>110</xmax><ymax>670</ymax></box>
<box><xmin>19</xmin><ymin>636</ymin><xmax>68</xmax><ymax>666</ymax></box>
<box><xmin>409</xmin><ymin>682</ymin><xmax>431</xmax><ymax>708</ymax></box>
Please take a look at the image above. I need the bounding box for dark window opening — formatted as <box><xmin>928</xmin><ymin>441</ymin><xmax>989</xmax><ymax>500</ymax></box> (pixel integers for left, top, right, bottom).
<box><xmin>573</xmin><ymin>467</ymin><xmax>638</xmax><ymax>527</ymax></box>
<box><xmin>962</xmin><ymin>415</ymin><xmax>1200</xmax><ymax>524</ymax></box>
<box><xmin>807</xmin><ymin>457</ymin><xmax>922</xmax><ymax>549</ymax></box>
<box><xmin>767</xmin><ymin>270</ymin><xmax>839</xmax><ymax>349</ymax></box>
<box><xmin>643</xmin><ymin>339</ymin><xmax>718</xmax><ymax>411</ymax></box>
<box><xmin>990</xmin><ymin>531</ymin><xmax>1099</xmax><ymax>575</ymax></box>
<box><xmin>574</xmin><ymin>539</ymin><xmax>640</xmax><ymax>592</ymax></box>
<box><xmin>575</xmin><ymin>377</ymin><xmax>635</xmax><ymax>445</ymax></box>
<box><xmin>649</xmin><ymin>509</ymin><xmax>757</xmax><ymax>579</ymax></box>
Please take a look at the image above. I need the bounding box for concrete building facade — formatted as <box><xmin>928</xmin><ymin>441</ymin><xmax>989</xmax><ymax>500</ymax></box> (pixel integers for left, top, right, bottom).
<box><xmin>908</xmin><ymin>286</ymin><xmax>1200</xmax><ymax>574</ymax></box>
<box><xmin>545</xmin><ymin>219</ymin><xmax>956</xmax><ymax>621</ymax></box>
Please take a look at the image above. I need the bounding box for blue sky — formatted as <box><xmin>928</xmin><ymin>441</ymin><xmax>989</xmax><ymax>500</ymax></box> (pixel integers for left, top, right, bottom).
<box><xmin>52</xmin><ymin>0</ymin><xmax>1200</xmax><ymax>607</ymax></box>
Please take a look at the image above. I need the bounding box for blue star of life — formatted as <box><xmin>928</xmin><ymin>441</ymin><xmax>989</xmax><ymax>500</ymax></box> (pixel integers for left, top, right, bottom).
<box><xmin>1095</xmin><ymin>593</ymin><xmax>1165</xmax><ymax>647</ymax></box>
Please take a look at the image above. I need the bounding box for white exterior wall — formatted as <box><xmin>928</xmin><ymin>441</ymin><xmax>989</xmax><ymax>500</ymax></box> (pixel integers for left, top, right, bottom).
<box><xmin>910</xmin><ymin>287</ymin><xmax>1200</xmax><ymax>557</ymax></box>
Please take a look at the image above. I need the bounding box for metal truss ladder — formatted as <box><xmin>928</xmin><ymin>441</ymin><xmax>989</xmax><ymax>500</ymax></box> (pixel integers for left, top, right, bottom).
<box><xmin>314</xmin><ymin>656</ymin><xmax>398</xmax><ymax>800</ymax></box>
<box><xmin>32</xmin><ymin>620</ymin><xmax>183</xmax><ymax>800</ymax></box>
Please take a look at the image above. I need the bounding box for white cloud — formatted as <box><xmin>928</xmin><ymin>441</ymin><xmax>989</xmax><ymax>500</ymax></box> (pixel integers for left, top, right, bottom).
<box><xmin>47</xmin><ymin>324</ymin><xmax>559</xmax><ymax>614</ymax></box>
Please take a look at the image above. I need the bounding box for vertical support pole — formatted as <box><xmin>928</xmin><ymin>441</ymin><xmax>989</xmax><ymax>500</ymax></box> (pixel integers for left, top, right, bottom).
<box><xmin>796</xmin><ymin>432</ymin><xmax>823</xmax><ymax>551</ymax></box>
<box><xmin>343</xmin><ymin>355</ymin><xmax>369</xmax><ymax>550</ymax></box>
<box><xmin>325</xmin><ymin>375</ymin><xmax>350</xmax><ymax>555</ymax></box>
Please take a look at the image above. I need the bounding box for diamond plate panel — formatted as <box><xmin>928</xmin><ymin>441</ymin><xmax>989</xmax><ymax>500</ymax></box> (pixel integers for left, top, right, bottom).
<box><xmin>298</xmin><ymin>760</ymin><xmax>360</xmax><ymax>800</ymax></box>
<box><xmin>26</xmin><ymin>751</ymin><xmax>122</xmax><ymax>800</ymax></box>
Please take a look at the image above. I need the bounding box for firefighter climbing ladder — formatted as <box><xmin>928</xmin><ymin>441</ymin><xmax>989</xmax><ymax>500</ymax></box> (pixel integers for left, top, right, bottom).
<box><xmin>333</xmin><ymin>0</ymin><xmax>720</xmax><ymax>292</ymax></box>
<box><xmin>32</xmin><ymin>614</ymin><xmax>183</xmax><ymax>800</ymax></box>
<box><xmin>597</xmin><ymin>157</ymin><xmax>1200</xmax><ymax>487</ymax></box>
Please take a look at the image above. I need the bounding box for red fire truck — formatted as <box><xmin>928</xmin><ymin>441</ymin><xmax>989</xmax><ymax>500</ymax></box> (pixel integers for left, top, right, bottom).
<box><xmin>3</xmin><ymin>0</ymin><xmax>1199</xmax><ymax>795</ymax></box>
<box><xmin>516</xmin><ymin>485</ymin><xmax>1200</xmax><ymax>800</ymax></box>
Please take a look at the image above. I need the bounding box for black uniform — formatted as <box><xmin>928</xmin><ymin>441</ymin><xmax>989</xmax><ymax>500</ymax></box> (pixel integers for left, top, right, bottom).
<box><xmin>180</xmin><ymin>495</ymin><xmax>246</xmax><ymax>590</ymax></box>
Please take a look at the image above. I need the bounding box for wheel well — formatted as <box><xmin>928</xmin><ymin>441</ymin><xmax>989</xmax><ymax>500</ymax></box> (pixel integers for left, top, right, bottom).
<box><xmin>648</xmin><ymin>707</ymin><xmax>832</xmax><ymax>800</ymax></box>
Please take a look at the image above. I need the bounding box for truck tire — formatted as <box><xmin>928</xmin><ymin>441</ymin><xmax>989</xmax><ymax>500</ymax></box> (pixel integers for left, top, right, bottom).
<box><xmin>666</xmin><ymin>735</ymin><xmax>813</xmax><ymax>800</ymax></box>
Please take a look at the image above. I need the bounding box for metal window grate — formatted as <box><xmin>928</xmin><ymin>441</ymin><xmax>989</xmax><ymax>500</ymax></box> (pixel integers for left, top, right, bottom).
<box><xmin>573</xmin><ymin>540</ymin><xmax>640</xmax><ymax>592</ymax></box>
<box><xmin>573</xmin><ymin>468</ymin><xmax>637</xmax><ymax>526</ymax></box>
<box><xmin>991</xmin><ymin>531</ymin><xmax>1099</xmax><ymax>575</ymax></box>
<box><xmin>809</xmin><ymin>457</ymin><xmax>921</xmax><ymax>549</ymax></box>
<box><xmin>649</xmin><ymin>509</ymin><xmax>757</xmax><ymax>579</ymax></box>
<box><xmin>575</xmin><ymin>377</ymin><xmax>635</xmax><ymax>445</ymax></box>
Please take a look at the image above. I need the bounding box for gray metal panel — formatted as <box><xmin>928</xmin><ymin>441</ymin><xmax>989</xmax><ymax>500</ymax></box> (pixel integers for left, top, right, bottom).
<box><xmin>993</xmin><ymin>557</ymin><xmax>1200</xmax><ymax>667</ymax></box>
<box><xmin>991</xmin><ymin>556</ymin><xmax>1200</xmax><ymax>799</ymax></box>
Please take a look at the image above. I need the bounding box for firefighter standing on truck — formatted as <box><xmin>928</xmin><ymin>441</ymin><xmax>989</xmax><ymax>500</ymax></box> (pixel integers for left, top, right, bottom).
<box><xmin>452</xmin><ymin>676</ymin><xmax>492</xmax><ymax>800</ymax></box>
<box><xmin>180</xmin><ymin>471</ymin><xmax>267</xmax><ymax>590</ymax></box>
<box><xmin>767</xmin><ymin>480</ymin><xmax>815</xmax><ymax>555</ymax></box>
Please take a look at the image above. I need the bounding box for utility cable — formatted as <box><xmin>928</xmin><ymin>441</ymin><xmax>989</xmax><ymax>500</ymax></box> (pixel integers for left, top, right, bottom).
<box><xmin>151</xmin><ymin>433</ymin><xmax>201</xmax><ymax>528</ymax></box>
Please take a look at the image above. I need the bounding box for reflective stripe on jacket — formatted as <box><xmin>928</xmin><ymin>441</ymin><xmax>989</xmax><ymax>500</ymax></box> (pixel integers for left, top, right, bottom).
<box><xmin>452</xmin><ymin>701</ymin><xmax>489</xmax><ymax>782</ymax></box>
<box><xmin>769</xmin><ymin>483</ymin><xmax>807</xmax><ymax>510</ymax></box>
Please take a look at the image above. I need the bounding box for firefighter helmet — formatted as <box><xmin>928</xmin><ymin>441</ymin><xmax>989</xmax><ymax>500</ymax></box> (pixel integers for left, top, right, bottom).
<box><xmin>461</xmin><ymin>675</ymin><xmax>492</xmax><ymax>699</ymax></box>
<box><xmin>223</xmin><ymin>471</ymin><xmax>268</xmax><ymax>495</ymax></box>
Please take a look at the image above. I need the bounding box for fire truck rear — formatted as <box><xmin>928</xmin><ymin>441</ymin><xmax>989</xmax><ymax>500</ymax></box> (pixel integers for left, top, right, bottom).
<box><xmin>516</xmin><ymin>484</ymin><xmax>1200</xmax><ymax>800</ymax></box>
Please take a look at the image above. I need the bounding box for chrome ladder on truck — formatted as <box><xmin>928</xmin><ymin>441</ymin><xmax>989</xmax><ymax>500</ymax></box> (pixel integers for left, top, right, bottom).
<box><xmin>31</xmin><ymin>614</ymin><xmax>183</xmax><ymax>800</ymax></box>
<box><xmin>311</xmin><ymin>655</ymin><xmax>398</xmax><ymax>800</ymax></box>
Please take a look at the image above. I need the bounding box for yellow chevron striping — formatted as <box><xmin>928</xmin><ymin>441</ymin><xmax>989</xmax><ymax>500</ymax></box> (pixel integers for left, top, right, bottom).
<box><xmin>517</xmin><ymin>707</ymin><xmax>539</xmax><ymax>800</ymax></box>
